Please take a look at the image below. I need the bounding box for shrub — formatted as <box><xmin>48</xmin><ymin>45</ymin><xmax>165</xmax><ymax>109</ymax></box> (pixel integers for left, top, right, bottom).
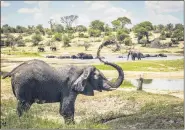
<box><xmin>53</xmin><ymin>33</ymin><xmax>62</xmax><ymax>41</ymax></box>
<box><xmin>35</xmin><ymin>29</ymin><xmax>41</xmax><ymax>35</ymax></box>
<box><xmin>68</xmin><ymin>33</ymin><xmax>74</xmax><ymax>39</ymax></box>
<box><xmin>24</xmin><ymin>38</ymin><xmax>32</xmax><ymax>43</ymax></box>
<box><xmin>139</xmin><ymin>39</ymin><xmax>148</xmax><ymax>44</ymax></box>
<box><xmin>83</xmin><ymin>35</ymin><xmax>89</xmax><ymax>38</ymax></box>
<box><xmin>124</xmin><ymin>37</ymin><xmax>133</xmax><ymax>46</ymax></box>
<box><xmin>116</xmin><ymin>29</ymin><xmax>129</xmax><ymax>42</ymax></box>
<box><xmin>165</xmin><ymin>32</ymin><xmax>172</xmax><ymax>38</ymax></box>
<box><xmin>103</xmin><ymin>35</ymin><xmax>115</xmax><ymax>41</ymax></box>
<box><xmin>94</xmin><ymin>39</ymin><xmax>101</xmax><ymax>42</ymax></box>
<box><xmin>159</xmin><ymin>35</ymin><xmax>166</xmax><ymax>40</ymax></box>
<box><xmin>79</xmin><ymin>33</ymin><xmax>84</xmax><ymax>38</ymax></box>
<box><xmin>63</xmin><ymin>35</ymin><xmax>71</xmax><ymax>47</ymax></box>
<box><xmin>16</xmin><ymin>40</ymin><xmax>25</xmax><ymax>47</ymax></box>
<box><xmin>31</xmin><ymin>34</ymin><xmax>43</xmax><ymax>46</ymax></box>
<box><xmin>88</xmin><ymin>29</ymin><xmax>101</xmax><ymax>37</ymax></box>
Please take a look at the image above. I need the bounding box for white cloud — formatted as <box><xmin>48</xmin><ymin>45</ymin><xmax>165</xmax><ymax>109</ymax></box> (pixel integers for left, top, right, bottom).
<box><xmin>89</xmin><ymin>1</ymin><xmax>110</xmax><ymax>10</ymax></box>
<box><xmin>18</xmin><ymin>8</ymin><xmax>40</xmax><ymax>14</ymax></box>
<box><xmin>145</xmin><ymin>1</ymin><xmax>183</xmax><ymax>25</ymax></box>
<box><xmin>1</xmin><ymin>1</ymin><xmax>10</xmax><ymax>7</ymax></box>
<box><xmin>24</xmin><ymin>1</ymin><xmax>38</xmax><ymax>4</ymax></box>
<box><xmin>145</xmin><ymin>1</ymin><xmax>183</xmax><ymax>14</ymax></box>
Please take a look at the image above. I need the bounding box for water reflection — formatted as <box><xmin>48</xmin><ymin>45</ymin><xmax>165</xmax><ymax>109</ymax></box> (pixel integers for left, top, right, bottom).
<box><xmin>129</xmin><ymin>79</ymin><xmax>184</xmax><ymax>91</ymax></box>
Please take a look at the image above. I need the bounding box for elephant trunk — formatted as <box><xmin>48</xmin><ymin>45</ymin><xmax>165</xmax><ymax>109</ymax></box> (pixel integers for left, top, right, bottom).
<box><xmin>97</xmin><ymin>40</ymin><xmax>124</xmax><ymax>88</ymax></box>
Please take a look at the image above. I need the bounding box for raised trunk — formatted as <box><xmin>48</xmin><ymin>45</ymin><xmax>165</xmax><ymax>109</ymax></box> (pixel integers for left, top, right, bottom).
<box><xmin>97</xmin><ymin>40</ymin><xmax>124</xmax><ymax>88</ymax></box>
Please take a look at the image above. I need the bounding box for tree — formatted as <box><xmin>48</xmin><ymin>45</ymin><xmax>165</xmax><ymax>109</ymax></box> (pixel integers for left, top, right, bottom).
<box><xmin>172</xmin><ymin>29</ymin><xmax>184</xmax><ymax>41</ymax></box>
<box><xmin>166</xmin><ymin>23</ymin><xmax>173</xmax><ymax>32</ymax></box>
<box><xmin>104</xmin><ymin>24</ymin><xmax>112</xmax><ymax>36</ymax></box>
<box><xmin>53</xmin><ymin>24</ymin><xmax>64</xmax><ymax>33</ymax></box>
<box><xmin>89</xmin><ymin>20</ymin><xmax>104</xmax><ymax>32</ymax></box>
<box><xmin>63</xmin><ymin>35</ymin><xmax>71</xmax><ymax>47</ymax></box>
<box><xmin>48</xmin><ymin>19</ymin><xmax>55</xmax><ymax>31</ymax></box>
<box><xmin>36</xmin><ymin>24</ymin><xmax>45</xmax><ymax>35</ymax></box>
<box><xmin>31</xmin><ymin>34</ymin><xmax>43</xmax><ymax>46</ymax></box>
<box><xmin>88</xmin><ymin>29</ymin><xmax>101</xmax><ymax>37</ymax></box>
<box><xmin>76</xmin><ymin>25</ymin><xmax>87</xmax><ymax>33</ymax></box>
<box><xmin>61</xmin><ymin>15</ymin><xmax>78</xmax><ymax>28</ymax></box>
<box><xmin>117</xmin><ymin>16</ymin><xmax>131</xmax><ymax>28</ymax></box>
<box><xmin>157</xmin><ymin>24</ymin><xmax>165</xmax><ymax>32</ymax></box>
<box><xmin>111</xmin><ymin>20</ymin><xmax>121</xmax><ymax>31</ymax></box>
<box><xmin>133</xmin><ymin>21</ymin><xmax>153</xmax><ymax>44</ymax></box>
<box><xmin>116</xmin><ymin>29</ymin><xmax>129</xmax><ymax>42</ymax></box>
<box><xmin>174</xmin><ymin>23</ymin><xmax>184</xmax><ymax>31</ymax></box>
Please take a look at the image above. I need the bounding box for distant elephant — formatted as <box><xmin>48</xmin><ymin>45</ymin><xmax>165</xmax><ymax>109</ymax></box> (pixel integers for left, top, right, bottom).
<box><xmin>57</xmin><ymin>56</ymin><xmax>71</xmax><ymax>59</ymax></box>
<box><xmin>50</xmin><ymin>47</ymin><xmax>56</xmax><ymax>51</ymax></box>
<box><xmin>127</xmin><ymin>50</ymin><xmax>143</xmax><ymax>61</ymax></box>
<box><xmin>71</xmin><ymin>55</ymin><xmax>78</xmax><ymax>59</ymax></box>
<box><xmin>2</xmin><ymin>40</ymin><xmax>124</xmax><ymax>124</ymax></box>
<box><xmin>46</xmin><ymin>55</ymin><xmax>56</xmax><ymax>58</ymax></box>
<box><xmin>158</xmin><ymin>53</ymin><xmax>167</xmax><ymax>57</ymax></box>
<box><xmin>38</xmin><ymin>47</ymin><xmax>45</xmax><ymax>52</ymax></box>
<box><xmin>77</xmin><ymin>53</ymin><xmax>93</xmax><ymax>59</ymax></box>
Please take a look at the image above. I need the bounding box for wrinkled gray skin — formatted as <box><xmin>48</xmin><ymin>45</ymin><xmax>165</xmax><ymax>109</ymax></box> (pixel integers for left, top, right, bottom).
<box><xmin>2</xmin><ymin>41</ymin><xmax>124</xmax><ymax>125</ymax></box>
<box><xmin>127</xmin><ymin>50</ymin><xmax>143</xmax><ymax>61</ymax></box>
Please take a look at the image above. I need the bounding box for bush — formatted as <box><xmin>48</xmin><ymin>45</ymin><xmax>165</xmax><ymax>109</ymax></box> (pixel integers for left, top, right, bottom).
<box><xmin>159</xmin><ymin>35</ymin><xmax>166</xmax><ymax>40</ymax></box>
<box><xmin>124</xmin><ymin>37</ymin><xmax>133</xmax><ymax>46</ymax></box>
<box><xmin>35</xmin><ymin>29</ymin><xmax>41</xmax><ymax>35</ymax></box>
<box><xmin>83</xmin><ymin>35</ymin><xmax>89</xmax><ymax>38</ymax></box>
<box><xmin>165</xmin><ymin>32</ymin><xmax>172</xmax><ymax>38</ymax></box>
<box><xmin>139</xmin><ymin>39</ymin><xmax>148</xmax><ymax>44</ymax></box>
<box><xmin>31</xmin><ymin>34</ymin><xmax>43</xmax><ymax>46</ymax></box>
<box><xmin>79</xmin><ymin>33</ymin><xmax>84</xmax><ymax>38</ymax></box>
<box><xmin>116</xmin><ymin>29</ymin><xmax>129</xmax><ymax>41</ymax></box>
<box><xmin>94</xmin><ymin>39</ymin><xmax>101</xmax><ymax>42</ymax></box>
<box><xmin>24</xmin><ymin>38</ymin><xmax>32</xmax><ymax>43</ymax></box>
<box><xmin>68</xmin><ymin>33</ymin><xmax>74</xmax><ymax>39</ymax></box>
<box><xmin>105</xmin><ymin>31</ymin><xmax>112</xmax><ymax>36</ymax></box>
<box><xmin>16</xmin><ymin>40</ymin><xmax>25</xmax><ymax>47</ymax></box>
<box><xmin>104</xmin><ymin>35</ymin><xmax>115</xmax><ymax>41</ymax></box>
<box><xmin>88</xmin><ymin>29</ymin><xmax>101</xmax><ymax>37</ymax></box>
<box><xmin>63</xmin><ymin>35</ymin><xmax>71</xmax><ymax>47</ymax></box>
<box><xmin>53</xmin><ymin>33</ymin><xmax>62</xmax><ymax>41</ymax></box>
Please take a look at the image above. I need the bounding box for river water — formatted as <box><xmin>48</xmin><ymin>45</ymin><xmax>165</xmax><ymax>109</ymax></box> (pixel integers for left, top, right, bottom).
<box><xmin>129</xmin><ymin>79</ymin><xmax>184</xmax><ymax>91</ymax></box>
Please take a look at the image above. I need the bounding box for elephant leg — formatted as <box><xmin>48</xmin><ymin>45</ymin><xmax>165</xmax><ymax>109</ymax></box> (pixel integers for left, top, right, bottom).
<box><xmin>17</xmin><ymin>100</ymin><xmax>32</xmax><ymax>117</ymax></box>
<box><xmin>59</xmin><ymin>91</ymin><xmax>77</xmax><ymax>125</ymax></box>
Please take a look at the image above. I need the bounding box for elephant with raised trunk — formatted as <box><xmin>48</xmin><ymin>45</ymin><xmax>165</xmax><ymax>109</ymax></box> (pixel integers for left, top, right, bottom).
<box><xmin>127</xmin><ymin>49</ymin><xmax>143</xmax><ymax>61</ymax></box>
<box><xmin>2</xmin><ymin>40</ymin><xmax>124</xmax><ymax>125</ymax></box>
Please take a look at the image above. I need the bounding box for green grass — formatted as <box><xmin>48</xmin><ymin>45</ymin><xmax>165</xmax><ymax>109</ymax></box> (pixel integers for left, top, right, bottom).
<box><xmin>94</xmin><ymin>59</ymin><xmax>184</xmax><ymax>72</ymax></box>
<box><xmin>111</xmin><ymin>79</ymin><xmax>135</xmax><ymax>88</ymax></box>
<box><xmin>1</xmin><ymin>51</ymin><xmax>42</xmax><ymax>57</ymax></box>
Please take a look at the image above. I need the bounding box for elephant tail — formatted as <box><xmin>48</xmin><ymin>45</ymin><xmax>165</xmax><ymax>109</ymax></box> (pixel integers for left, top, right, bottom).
<box><xmin>2</xmin><ymin>72</ymin><xmax>12</xmax><ymax>79</ymax></box>
<box><xmin>2</xmin><ymin>60</ymin><xmax>30</xmax><ymax>79</ymax></box>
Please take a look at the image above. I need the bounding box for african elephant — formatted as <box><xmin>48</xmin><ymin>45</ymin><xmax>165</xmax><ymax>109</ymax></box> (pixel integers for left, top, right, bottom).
<box><xmin>38</xmin><ymin>47</ymin><xmax>45</xmax><ymax>52</ymax></box>
<box><xmin>50</xmin><ymin>47</ymin><xmax>56</xmax><ymax>51</ymax></box>
<box><xmin>2</xmin><ymin>40</ymin><xmax>124</xmax><ymax>125</ymax></box>
<box><xmin>46</xmin><ymin>55</ymin><xmax>56</xmax><ymax>58</ymax></box>
<box><xmin>77</xmin><ymin>53</ymin><xmax>93</xmax><ymax>59</ymax></box>
<box><xmin>127</xmin><ymin>50</ymin><xmax>143</xmax><ymax>61</ymax></box>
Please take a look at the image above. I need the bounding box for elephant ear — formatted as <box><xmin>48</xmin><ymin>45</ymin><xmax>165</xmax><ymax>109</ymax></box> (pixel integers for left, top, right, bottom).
<box><xmin>72</xmin><ymin>66</ymin><xmax>94</xmax><ymax>93</ymax></box>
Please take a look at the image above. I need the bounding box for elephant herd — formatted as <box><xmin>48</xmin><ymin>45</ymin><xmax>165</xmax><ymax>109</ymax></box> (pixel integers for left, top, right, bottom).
<box><xmin>38</xmin><ymin>47</ymin><xmax>56</xmax><ymax>52</ymax></box>
<box><xmin>126</xmin><ymin>49</ymin><xmax>167</xmax><ymax>61</ymax></box>
<box><xmin>46</xmin><ymin>52</ymin><xmax>95</xmax><ymax>59</ymax></box>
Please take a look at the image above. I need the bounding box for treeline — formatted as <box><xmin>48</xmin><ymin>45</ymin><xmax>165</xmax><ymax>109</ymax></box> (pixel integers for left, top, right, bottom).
<box><xmin>1</xmin><ymin>15</ymin><xmax>184</xmax><ymax>48</ymax></box>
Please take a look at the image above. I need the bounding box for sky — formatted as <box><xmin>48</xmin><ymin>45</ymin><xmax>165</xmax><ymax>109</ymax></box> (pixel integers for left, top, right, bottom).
<box><xmin>1</xmin><ymin>1</ymin><xmax>184</xmax><ymax>28</ymax></box>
